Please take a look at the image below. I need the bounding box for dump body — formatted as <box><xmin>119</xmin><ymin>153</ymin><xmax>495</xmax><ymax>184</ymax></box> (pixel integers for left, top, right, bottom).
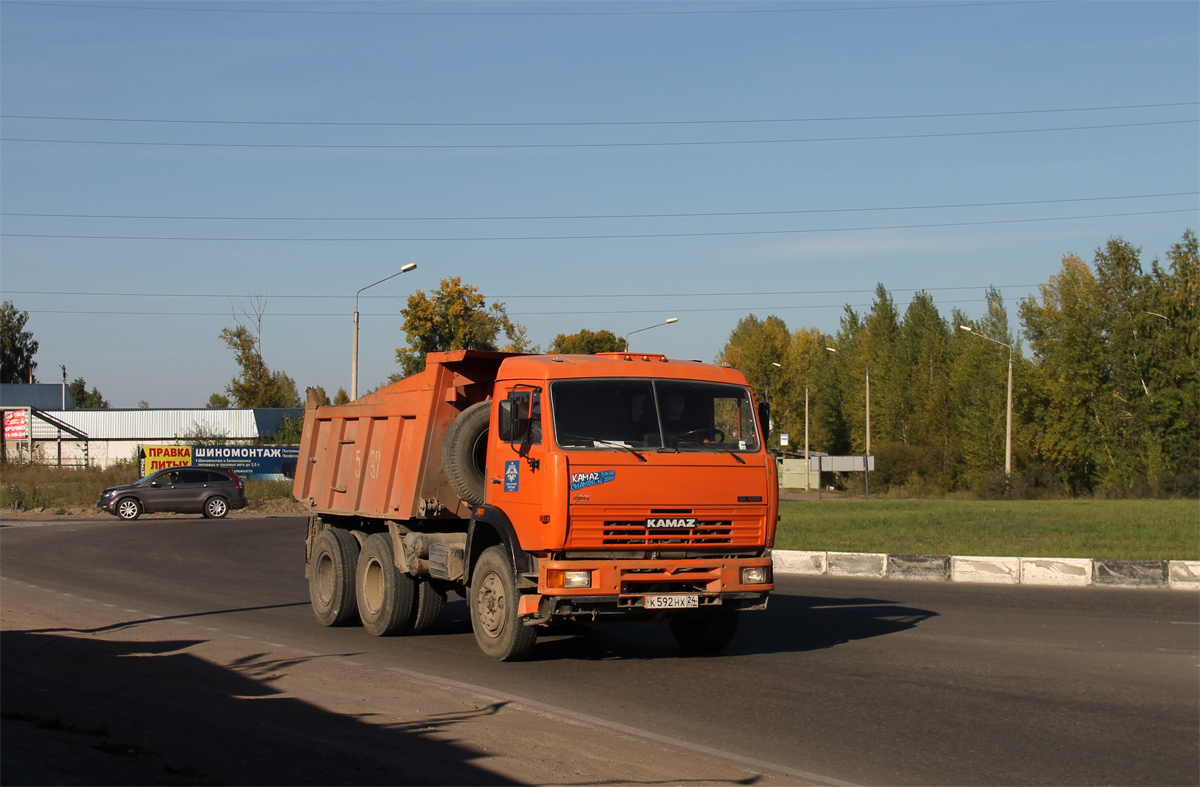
<box><xmin>295</xmin><ymin>349</ymin><xmax>778</xmax><ymax>660</ymax></box>
<box><xmin>293</xmin><ymin>350</ymin><xmax>508</xmax><ymax>522</ymax></box>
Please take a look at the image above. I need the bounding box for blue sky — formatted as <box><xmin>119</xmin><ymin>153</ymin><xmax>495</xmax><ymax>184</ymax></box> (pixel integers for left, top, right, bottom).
<box><xmin>2</xmin><ymin>0</ymin><xmax>1197</xmax><ymax>408</ymax></box>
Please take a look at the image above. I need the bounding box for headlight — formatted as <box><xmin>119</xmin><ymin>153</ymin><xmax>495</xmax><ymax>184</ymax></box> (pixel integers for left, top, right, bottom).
<box><xmin>545</xmin><ymin>569</ymin><xmax>592</xmax><ymax>589</ymax></box>
<box><xmin>741</xmin><ymin>566</ymin><xmax>770</xmax><ymax>585</ymax></box>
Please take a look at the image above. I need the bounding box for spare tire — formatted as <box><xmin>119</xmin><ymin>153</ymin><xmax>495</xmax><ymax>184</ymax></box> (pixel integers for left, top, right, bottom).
<box><xmin>443</xmin><ymin>400</ymin><xmax>491</xmax><ymax>506</ymax></box>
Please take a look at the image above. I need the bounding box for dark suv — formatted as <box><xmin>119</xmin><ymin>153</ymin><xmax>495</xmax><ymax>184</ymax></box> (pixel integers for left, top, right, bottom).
<box><xmin>97</xmin><ymin>467</ymin><xmax>248</xmax><ymax>520</ymax></box>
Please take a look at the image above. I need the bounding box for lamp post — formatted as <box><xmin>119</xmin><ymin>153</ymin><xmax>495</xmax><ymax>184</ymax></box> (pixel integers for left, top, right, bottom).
<box><xmin>959</xmin><ymin>325</ymin><xmax>1014</xmax><ymax>482</ymax></box>
<box><xmin>352</xmin><ymin>263</ymin><xmax>417</xmax><ymax>400</ymax></box>
<box><xmin>826</xmin><ymin>346</ymin><xmax>870</xmax><ymax>499</ymax></box>
<box><xmin>623</xmin><ymin>317</ymin><xmax>678</xmax><ymax>350</ymax></box>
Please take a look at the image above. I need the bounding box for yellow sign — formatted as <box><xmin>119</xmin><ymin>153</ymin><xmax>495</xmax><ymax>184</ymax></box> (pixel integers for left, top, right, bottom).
<box><xmin>142</xmin><ymin>445</ymin><xmax>193</xmax><ymax>473</ymax></box>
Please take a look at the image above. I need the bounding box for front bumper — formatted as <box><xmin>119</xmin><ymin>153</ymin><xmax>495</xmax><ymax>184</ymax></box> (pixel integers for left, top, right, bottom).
<box><xmin>519</xmin><ymin>556</ymin><xmax>773</xmax><ymax>624</ymax></box>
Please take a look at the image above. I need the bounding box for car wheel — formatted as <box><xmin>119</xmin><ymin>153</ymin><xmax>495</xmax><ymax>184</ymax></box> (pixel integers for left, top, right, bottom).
<box><xmin>410</xmin><ymin>579</ymin><xmax>446</xmax><ymax>635</ymax></box>
<box><xmin>116</xmin><ymin>498</ymin><xmax>142</xmax><ymax>521</ymax></box>
<box><xmin>203</xmin><ymin>496</ymin><xmax>229</xmax><ymax>519</ymax></box>
<box><xmin>470</xmin><ymin>545</ymin><xmax>537</xmax><ymax>661</ymax></box>
<box><xmin>356</xmin><ymin>533</ymin><xmax>417</xmax><ymax>636</ymax></box>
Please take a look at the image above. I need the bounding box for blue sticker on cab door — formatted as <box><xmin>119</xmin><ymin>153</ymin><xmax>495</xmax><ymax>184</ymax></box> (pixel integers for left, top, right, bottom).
<box><xmin>504</xmin><ymin>460</ymin><xmax>520</xmax><ymax>492</ymax></box>
<box><xmin>569</xmin><ymin>470</ymin><xmax>616</xmax><ymax>491</ymax></box>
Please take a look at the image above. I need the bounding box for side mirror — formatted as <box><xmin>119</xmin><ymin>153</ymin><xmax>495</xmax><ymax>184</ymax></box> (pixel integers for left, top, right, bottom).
<box><xmin>499</xmin><ymin>391</ymin><xmax>533</xmax><ymax>443</ymax></box>
<box><xmin>758</xmin><ymin>402</ymin><xmax>770</xmax><ymax>435</ymax></box>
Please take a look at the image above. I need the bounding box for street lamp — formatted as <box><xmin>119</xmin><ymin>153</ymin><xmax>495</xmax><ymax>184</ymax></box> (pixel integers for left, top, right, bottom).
<box><xmin>959</xmin><ymin>325</ymin><xmax>1014</xmax><ymax>482</ymax></box>
<box><xmin>827</xmin><ymin>346</ymin><xmax>871</xmax><ymax>499</ymax></box>
<box><xmin>624</xmin><ymin>317</ymin><xmax>678</xmax><ymax>349</ymax></box>
<box><xmin>352</xmin><ymin>263</ymin><xmax>417</xmax><ymax>400</ymax></box>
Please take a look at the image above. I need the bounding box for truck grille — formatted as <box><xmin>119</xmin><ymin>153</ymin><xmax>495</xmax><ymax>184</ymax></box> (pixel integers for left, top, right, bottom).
<box><xmin>601</xmin><ymin>521</ymin><xmax>732</xmax><ymax>546</ymax></box>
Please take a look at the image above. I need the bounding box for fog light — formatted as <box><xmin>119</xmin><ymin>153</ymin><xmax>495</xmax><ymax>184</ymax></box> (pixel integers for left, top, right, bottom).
<box><xmin>546</xmin><ymin>569</ymin><xmax>592</xmax><ymax>589</ymax></box>
<box><xmin>741</xmin><ymin>566</ymin><xmax>769</xmax><ymax>585</ymax></box>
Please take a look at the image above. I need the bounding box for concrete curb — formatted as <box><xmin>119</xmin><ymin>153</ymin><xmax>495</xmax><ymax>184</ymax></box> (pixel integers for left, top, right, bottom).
<box><xmin>772</xmin><ymin>550</ymin><xmax>1200</xmax><ymax>590</ymax></box>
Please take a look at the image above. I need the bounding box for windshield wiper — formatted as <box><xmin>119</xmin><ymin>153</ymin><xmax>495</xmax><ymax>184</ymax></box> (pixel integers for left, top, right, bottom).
<box><xmin>667</xmin><ymin>435</ymin><xmax>746</xmax><ymax>464</ymax></box>
<box><xmin>560</xmin><ymin>434</ymin><xmax>647</xmax><ymax>462</ymax></box>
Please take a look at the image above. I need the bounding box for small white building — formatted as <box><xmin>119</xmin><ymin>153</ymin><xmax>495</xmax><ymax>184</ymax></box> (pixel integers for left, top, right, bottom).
<box><xmin>0</xmin><ymin>407</ymin><xmax>301</xmax><ymax>469</ymax></box>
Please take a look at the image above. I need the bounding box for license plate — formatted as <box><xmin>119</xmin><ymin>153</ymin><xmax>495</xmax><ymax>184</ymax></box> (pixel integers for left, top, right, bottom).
<box><xmin>644</xmin><ymin>594</ymin><xmax>698</xmax><ymax>609</ymax></box>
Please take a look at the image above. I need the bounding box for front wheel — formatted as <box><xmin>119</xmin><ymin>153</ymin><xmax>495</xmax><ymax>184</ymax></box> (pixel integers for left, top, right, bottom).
<box><xmin>469</xmin><ymin>546</ymin><xmax>537</xmax><ymax>661</ymax></box>
<box><xmin>670</xmin><ymin>606</ymin><xmax>739</xmax><ymax>656</ymax></box>
<box><xmin>203</xmin><ymin>496</ymin><xmax>229</xmax><ymax>518</ymax></box>
<box><xmin>116</xmin><ymin>497</ymin><xmax>142</xmax><ymax>521</ymax></box>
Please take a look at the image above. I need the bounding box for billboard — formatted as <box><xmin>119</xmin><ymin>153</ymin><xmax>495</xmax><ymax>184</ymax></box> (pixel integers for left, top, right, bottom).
<box><xmin>194</xmin><ymin>446</ymin><xmax>299</xmax><ymax>482</ymax></box>
<box><xmin>139</xmin><ymin>445</ymin><xmax>299</xmax><ymax>481</ymax></box>
<box><xmin>141</xmin><ymin>445</ymin><xmax>193</xmax><ymax>473</ymax></box>
<box><xmin>4</xmin><ymin>410</ymin><xmax>28</xmax><ymax>441</ymax></box>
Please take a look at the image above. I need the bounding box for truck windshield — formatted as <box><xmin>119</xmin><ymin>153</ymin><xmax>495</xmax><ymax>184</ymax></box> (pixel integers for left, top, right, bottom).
<box><xmin>551</xmin><ymin>379</ymin><xmax>760</xmax><ymax>452</ymax></box>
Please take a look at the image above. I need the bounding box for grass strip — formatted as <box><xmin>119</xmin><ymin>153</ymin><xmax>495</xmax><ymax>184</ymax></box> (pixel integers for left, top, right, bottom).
<box><xmin>776</xmin><ymin>499</ymin><xmax>1199</xmax><ymax>561</ymax></box>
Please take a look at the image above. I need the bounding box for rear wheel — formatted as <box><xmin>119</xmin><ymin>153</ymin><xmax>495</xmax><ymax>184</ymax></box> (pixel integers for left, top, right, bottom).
<box><xmin>116</xmin><ymin>497</ymin><xmax>142</xmax><ymax>521</ymax></box>
<box><xmin>309</xmin><ymin>528</ymin><xmax>360</xmax><ymax>627</ymax></box>
<box><xmin>356</xmin><ymin>533</ymin><xmax>417</xmax><ymax>636</ymax></box>
<box><xmin>470</xmin><ymin>545</ymin><xmax>537</xmax><ymax>661</ymax></box>
<box><xmin>669</xmin><ymin>606</ymin><xmax>739</xmax><ymax>655</ymax></box>
<box><xmin>203</xmin><ymin>496</ymin><xmax>229</xmax><ymax>518</ymax></box>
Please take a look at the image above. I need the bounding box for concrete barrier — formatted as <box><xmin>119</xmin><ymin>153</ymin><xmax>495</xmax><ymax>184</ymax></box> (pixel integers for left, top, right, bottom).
<box><xmin>1021</xmin><ymin>557</ymin><xmax>1092</xmax><ymax>587</ymax></box>
<box><xmin>1168</xmin><ymin>561</ymin><xmax>1200</xmax><ymax>591</ymax></box>
<box><xmin>770</xmin><ymin>550</ymin><xmax>1195</xmax><ymax>590</ymax></box>
<box><xmin>888</xmin><ymin>554</ymin><xmax>950</xmax><ymax>581</ymax></box>
<box><xmin>1093</xmin><ymin>560</ymin><xmax>1167</xmax><ymax>588</ymax></box>
<box><xmin>827</xmin><ymin>552</ymin><xmax>887</xmax><ymax>578</ymax></box>
<box><xmin>951</xmin><ymin>556</ymin><xmax>1020</xmax><ymax>585</ymax></box>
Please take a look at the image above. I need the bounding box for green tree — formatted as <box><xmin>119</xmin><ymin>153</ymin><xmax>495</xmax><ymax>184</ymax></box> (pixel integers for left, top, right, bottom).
<box><xmin>207</xmin><ymin>393</ymin><xmax>231</xmax><ymax>409</ymax></box>
<box><xmin>67</xmin><ymin>377</ymin><xmax>110</xmax><ymax>409</ymax></box>
<box><xmin>395</xmin><ymin>277</ymin><xmax>533</xmax><ymax>377</ymax></box>
<box><xmin>214</xmin><ymin>324</ymin><xmax>301</xmax><ymax>408</ymax></box>
<box><xmin>333</xmin><ymin>387</ymin><xmax>350</xmax><ymax>405</ymax></box>
<box><xmin>0</xmin><ymin>301</ymin><xmax>38</xmax><ymax>384</ymax></box>
<box><xmin>549</xmin><ymin>328</ymin><xmax>627</xmax><ymax>354</ymax></box>
<box><xmin>952</xmin><ymin>289</ymin><xmax>1018</xmax><ymax>489</ymax></box>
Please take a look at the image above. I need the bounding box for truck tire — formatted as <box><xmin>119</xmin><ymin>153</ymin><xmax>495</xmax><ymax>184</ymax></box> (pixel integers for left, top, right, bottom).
<box><xmin>309</xmin><ymin>528</ymin><xmax>360</xmax><ymax>627</ymax></box>
<box><xmin>410</xmin><ymin>579</ymin><xmax>445</xmax><ymax>635</ymax></box>
<box><xmin>669</xmin><ymin>607</ymin><xmax>739</xmax><ymax>656</ymax></box>
<box><xmin>356</xmin><ymin>533</ymin><xmax>417</xmax><ymax>636</ymax></box>
<box><xmin>443</xmin><ymin>400</ymin><xmax>491</xmax><ymax>507</ymax></box>
<box><xmin>469</xmin><ymin>545</ymin><xmax>537</xmax><ymax>661</ymax></box>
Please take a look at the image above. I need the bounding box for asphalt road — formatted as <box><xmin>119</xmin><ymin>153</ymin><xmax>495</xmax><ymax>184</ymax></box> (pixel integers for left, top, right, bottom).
<box><xmin>2</xmin><ymin>515</ymin><xmax>1197</xmax><ymax>786</ymax></box>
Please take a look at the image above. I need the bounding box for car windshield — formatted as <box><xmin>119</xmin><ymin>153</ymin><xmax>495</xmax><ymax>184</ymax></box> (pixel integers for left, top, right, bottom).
<box><xmin>551</xmin><ymin>378</ymin><xmax>760</xmax><ymax>452</ymax></box>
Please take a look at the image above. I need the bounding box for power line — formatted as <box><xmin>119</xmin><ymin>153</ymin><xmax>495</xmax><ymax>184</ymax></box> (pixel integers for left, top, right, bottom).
<box><xmin>4</xmin><ymin>192</ymin><xmax>1194</xmax><ymax>223</ymax></box>
<box><xmin>3</xmin><ymin>120</ymin><xmax>1194</xmax><ymax>151</ymax></box>
<box><xmin>3</xmin><ymin>284</ymin><xmax>1041</xmax><ymax>301</ymax></box>
<box><xmin>0</xmin><ymin>1</ymin><xmax>1066</xmax><ymax>18</ymax></box>
<box><xmin>3</xmin><ymin>209</ymin><xmax>1194</xmax><ymax>242</ymax></box>
<box><xmin>4</xmin><ymin>102</ymin><xmax>1192</xmax><ymax>129</ymax></box>
<box><xmin>18</xmin><ymin>298</ymin><xmax>1002</xmax><ymax>319</ymax></box>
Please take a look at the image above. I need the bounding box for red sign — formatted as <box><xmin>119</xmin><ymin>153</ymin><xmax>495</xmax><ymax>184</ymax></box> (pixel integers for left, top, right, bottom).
<box><xmin>4</xmin><ymin>410</ymin><xmax>28</xmax><ymax>440</ymax></box>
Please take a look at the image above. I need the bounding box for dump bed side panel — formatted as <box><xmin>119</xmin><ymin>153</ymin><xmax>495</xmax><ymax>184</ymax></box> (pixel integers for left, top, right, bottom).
<box><xmin>293</xmin><ymin>350</ymin><xmax>511</xmax><ymax>521</ymax></box>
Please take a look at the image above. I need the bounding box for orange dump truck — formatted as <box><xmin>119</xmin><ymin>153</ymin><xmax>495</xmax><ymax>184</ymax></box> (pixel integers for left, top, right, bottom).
<box><xmin>294</xmin><ymin>350</ymin><xmax>777</xmax><ymax>661</ymax></box>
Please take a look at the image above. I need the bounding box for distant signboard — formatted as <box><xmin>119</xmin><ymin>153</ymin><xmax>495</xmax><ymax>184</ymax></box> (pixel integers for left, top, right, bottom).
<box><xmin>810</xmin><ymin>455</ymin><xmax>875</xmax><ymax>472</ymax></box>
<box><xmin>142</xmin><ymin>445</ymin><xmax>193</xmax><ymax>474</ymax></box>
<box><xmin>139</xmin><ymin>444</ymin><xmax>299</xmax><ymax>481</ymax></box>
<box><xmin>194</xmin><ymin>446</ymin><xmax>300</xmax><ymax>482</ymax></box>
<box><xmin>4</xmin><ymin>410</ymin><xmax>28</xmax><ymax>440</ymax></box>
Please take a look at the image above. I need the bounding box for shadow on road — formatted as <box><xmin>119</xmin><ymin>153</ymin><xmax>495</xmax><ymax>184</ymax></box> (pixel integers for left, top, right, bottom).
<box><xmin>1</xmin><ymin>627</ymin><xmax>522</xmax><ymax>786</ymax></box>
<box><xmin>431</xmin><ymin>591</ymin><xmax>937</xmax><ymax>662</ymax></box>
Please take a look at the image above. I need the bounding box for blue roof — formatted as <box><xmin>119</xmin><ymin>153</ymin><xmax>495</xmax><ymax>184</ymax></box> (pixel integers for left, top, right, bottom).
<box><xmin>0</xmin><ymin>384</ymin><xmax>74</xmax><ymax>410</ymax></box>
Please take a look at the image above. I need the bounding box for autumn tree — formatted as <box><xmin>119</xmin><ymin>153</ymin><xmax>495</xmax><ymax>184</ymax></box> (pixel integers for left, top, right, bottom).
<box><xmin>395</xmin><ymin>277</ymin><xmax>534</xmax><ymax>378</ymax></box>
<box><xmin>549</xmin><ymin>328</ymin><xmax>627</xmax><ymax>354</ymax></box>
<box><xmin>68</xmin><ymin>377</ymin><xmax>109</xmax><ymax>409</ymax></box>
<box><xmin>1</xmin><ymin>301</ymin><xmax>38</xmax><ymax>384</ymax></box>
<box><xmin>213</xmin><ymin>324</ymin><xmax>301</xmax><ymax>408</ymax></box>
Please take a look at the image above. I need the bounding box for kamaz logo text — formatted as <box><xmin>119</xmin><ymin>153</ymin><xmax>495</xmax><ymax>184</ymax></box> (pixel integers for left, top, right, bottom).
<box><xmin>645</xmin><ymin>517</ymin><xmax>698</xmax><ymax>528</ymax></box>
